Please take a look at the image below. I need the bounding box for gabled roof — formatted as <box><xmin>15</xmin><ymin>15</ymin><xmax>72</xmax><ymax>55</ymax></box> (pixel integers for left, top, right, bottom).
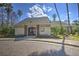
<box><xmin>15</xmin><ymin>17</ymin><xmax>50</xmax><ymax>27</ymax></box>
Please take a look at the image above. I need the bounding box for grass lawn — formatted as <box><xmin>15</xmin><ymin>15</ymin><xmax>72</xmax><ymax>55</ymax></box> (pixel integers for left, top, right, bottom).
<box><xmin>57</xmin><ymin>35</ymin><xmax>63</xmax><ymax>39</ymax></box>
<box><xmin>70</xmin><ymin>35</ymin><xmax>79</xmax><ymax>41</ymax></box>
<box><xmin>57</xmin><ymin>34</ymin><xmax>79</xmax><ymax>41</ymax></box>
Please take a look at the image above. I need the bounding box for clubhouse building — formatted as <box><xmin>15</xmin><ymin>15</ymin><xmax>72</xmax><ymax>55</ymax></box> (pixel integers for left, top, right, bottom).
<box><xmin>15</xmin><ymin>17</ymin><xmax>51</xmax><ymax>37</ymax></box>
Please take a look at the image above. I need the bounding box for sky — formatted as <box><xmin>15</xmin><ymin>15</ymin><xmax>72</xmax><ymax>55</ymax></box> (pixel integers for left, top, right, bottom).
<box><xmin>12</xmin><ymin>3</ymin><xmax>78</xmax><ymax>23</ymax></box>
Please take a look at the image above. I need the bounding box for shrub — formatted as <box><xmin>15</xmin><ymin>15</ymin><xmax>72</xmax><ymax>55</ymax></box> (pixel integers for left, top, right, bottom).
<box><xmin>0</xmin><ymin>27</ymin><xmax>15</xmax><ymax>37</ymax></box>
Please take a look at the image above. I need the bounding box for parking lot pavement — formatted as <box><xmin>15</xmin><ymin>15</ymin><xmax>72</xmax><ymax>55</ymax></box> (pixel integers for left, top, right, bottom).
<box><xmin>25</xmin><ymin>38</ymin><xmax>79</xmax><ymax>47</ymax></box>
<box><xmin>0</xmin><ymin>38</ymin><xmax>79</xmax><ymax>56</ymax></box>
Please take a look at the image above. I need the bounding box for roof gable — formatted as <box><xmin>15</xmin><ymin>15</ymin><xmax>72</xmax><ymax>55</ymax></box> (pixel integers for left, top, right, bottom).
<box><xmin>15</xmin><ymin>17</ymin><xmax>50</xmax><ymax>27</ymax></box>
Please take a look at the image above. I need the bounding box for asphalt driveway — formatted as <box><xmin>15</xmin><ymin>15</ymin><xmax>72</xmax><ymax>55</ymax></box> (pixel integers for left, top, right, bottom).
<box><xmin>0</xmin><ymin>38</ymin><xmax>79</xmax><ymax>56</ymax></box>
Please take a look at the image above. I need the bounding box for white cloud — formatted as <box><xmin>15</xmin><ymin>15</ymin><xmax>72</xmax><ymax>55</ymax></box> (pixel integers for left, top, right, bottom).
<box><xmin>69</xmin><ymin>12</ymin><xmax>71</xmax><ymax>15</ymax></box>
<box><xmin>42</xmin><ymin>5</ymin><xmax>47</xmax><ymax>12</ymax></box>
<box><xmin>42</xmin><ymin>5</ymin><xmax>53</xmax><ymax>12</ymax></box>
<box><xmin>27</xmin><ymin>4</ymin><xmax>47</xmax><ymax>18</ymax></box>
<box><xmin>47</xmin><ymin>7</ymin><xmax>53</xmax><ymax>12</ymax></box>
<box><xmin>27</xmin><ymin>13</ymin><xmax>31</xmax><ymax>18</ymax></box>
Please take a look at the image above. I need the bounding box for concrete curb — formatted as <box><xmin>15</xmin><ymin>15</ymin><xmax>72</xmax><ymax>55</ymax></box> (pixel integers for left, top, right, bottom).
<box><xmin>0</xmin><ymin>38</ymin><xmax>15</xmax><ymax>41</ymax></box>
<box><xmin>26</xmin><ymin>39</ymin><xmax>79</xmax><ymax>47</ymax></box>
<box><xmin>0</xmin><ymin>38</ymin><xmax>79</xmax><ymax>47</ymax></box>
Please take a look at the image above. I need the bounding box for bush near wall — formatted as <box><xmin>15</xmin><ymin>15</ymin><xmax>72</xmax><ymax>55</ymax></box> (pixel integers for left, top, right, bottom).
<box><xmin>51</xmin><ymin>27</ymin><xmax>66</xmax><ymax>35</ymax></box>
<box><xmin>0</xmin><ymin>27</ymin><xmax>15</xmax><ymax>38</ymax></box>
<box><xmin>51</xmin><ymin>27</ymin><xmax>66</xmax><ymax>39</ymax></box>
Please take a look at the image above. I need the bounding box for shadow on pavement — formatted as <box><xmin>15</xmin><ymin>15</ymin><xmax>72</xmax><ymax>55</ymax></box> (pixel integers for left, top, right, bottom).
<box><xmin>15</xmin><ymin>36</ymin><xmax>79</xmax><ymax>47</ymax></box>
<box><xmin>28</xmin><ymin>49</ymin><xmax>68</xmax><ymax>56</ymax></box>
<box><xmin>28</xmin><ymin>44</ymin><xmax>68</xmax><ymax>56</ymax></box>
<box><xmin>28</xmin><ymin>38</ymin><xmax>69</xmax><ymax>56</ymax></box>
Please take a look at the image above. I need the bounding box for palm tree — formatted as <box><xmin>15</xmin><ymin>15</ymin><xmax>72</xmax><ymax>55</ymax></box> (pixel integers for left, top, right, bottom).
<box><xmin>52</xmin><ymin>14</ymin><xmax>56</xmax><ymax>21</ymax></box>
<box><xmin>0</xmin><ymin>4</ymin><xmax>5</xmax><ymax>28</ymax></box>
<box><xmin>17</xmin><ymin>9</ymin><xmax>23</xmax><ymax>17</ymax></box>
<box><xmin>54</xmin><ymin>3</ymin><xmax>63</xmax><ymax>34</ymax></box>
<box><xmin>10</xmin><ymin>9</ymin><xmax>22</xmax><ymax>26</ymax></box>
<box><xmin>77</xmin><ymin>3</ymin><xmax>79</xmax><ymax>20</ymax></box>
<box><xmin>5</xmin><ymin>3</ymin><xmax>13</xmax><ymax>27</ymax></box>
<box><xmin>66</xmin><ymin>3</ymin><xmax>72</xmax><ymax>34</ymax></box>
<box><xmin>10</xmin><ymin>11</ymin><xmax>17</xmax><ymax>26</ymax></box>
<box><xmin>76</xmin><ymin>3</ymin><xmax>79</xmax><ymax>35</ymax></box>
<box><xmin>17</xmin><ymin>9</ymin><xmax>23</xmax><ymax>21</ymax></box>
<box><xmin>10</xmin><ymin>11</ymin><xmax>14</xmax><ymax>26</ymax></box>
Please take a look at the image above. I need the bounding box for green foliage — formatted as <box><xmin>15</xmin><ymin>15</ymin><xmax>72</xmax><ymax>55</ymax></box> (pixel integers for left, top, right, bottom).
<box><xmin>70</xmin><ymin>35</ymin><xmax>79</xmax><ymax>41</ymax></box>
<box><xmin>51</xmin><ymin>26</ymin><xmax>66</xmax><ymax>38</ymax></box>
<box><xmin>0</xmin><ymin>27</ymin><xmax>15</xmax><ymax>37</ymax></box>
<box><xmin>73</xmin><ymin>20</ymin><xmax>79</xmax><ymax>35</ymax></box>
<box><xmin>51</xmin><ymin>27</ymin><xmax>66</xmax><ymax>34</ymax></box>
<box><xmin>8</xmin><ymin>27</ymin><xmax>15</xmax><ymax>35</ymax></box>
<box><xmin>51</xmin><ymin>27</ymin><xmax>58</xmax><ymax>36</ymax></box>
<box><xmin>0</xmin><ymin>27</ymin><xmax>8</xmax><ymax>35</ymax></box>
<box><xmin>60</xmin><ymin>28</ymin><xmax>66</xmax><ymax>35</ymax></box>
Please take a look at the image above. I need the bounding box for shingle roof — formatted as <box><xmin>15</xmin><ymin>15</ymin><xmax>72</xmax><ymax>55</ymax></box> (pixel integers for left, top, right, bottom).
<box><xmin>15</xmin><ymin>17</ymin><xmax>50</xmax><ymax>27</ymax></box>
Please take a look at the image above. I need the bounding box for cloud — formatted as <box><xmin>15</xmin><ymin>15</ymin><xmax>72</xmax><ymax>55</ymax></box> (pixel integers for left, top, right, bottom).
<box><xmin>42</xmin><ymin>5</ymin><xmax>47</xmax><ymax>12</ymax></box>
<box><xmin>47</xmin><ymin>7</ymin><xmax>53</xmax><ymax>12</ymax></box>
<box><xmin>43</xmin><ymin>5</ymin><xmax>54</xmax><ymax>12</ymax></box>
<box><xmin>69</xmin><ymin>12</ymin><xmax>71</xmax><ymax>15</ymax></box>
<box><xmin>27</xmin><ymin>4</ymin><xmax>47</xmax><ymax>18</ymax></box>
<box><xmin>27</xmin><ymin>13</ymin><xmax>31</xmax><ymax>18</ymax></box>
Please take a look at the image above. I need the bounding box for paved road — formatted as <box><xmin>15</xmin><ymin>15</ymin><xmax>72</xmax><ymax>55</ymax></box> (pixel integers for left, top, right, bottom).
<box><xmin>0</xmin><ymin>39</ymin><xmax>79</xmax><ymax>56</ymax></box>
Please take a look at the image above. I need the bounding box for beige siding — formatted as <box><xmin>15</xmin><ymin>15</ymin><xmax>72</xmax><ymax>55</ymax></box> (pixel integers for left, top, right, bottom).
<box><xmin>15</xmin><ymin>28</ymin><xmax>24</xmax><ymax>35</ymax></box>
<box><xmin>39</xmin><ymin>26</ymin><xmax>51</xmax><ymax>36</ymax></box>
<box><xmin>15</xmin><ymin>17</ymin><xmax>51</xmax><ymax>36</ymax></box>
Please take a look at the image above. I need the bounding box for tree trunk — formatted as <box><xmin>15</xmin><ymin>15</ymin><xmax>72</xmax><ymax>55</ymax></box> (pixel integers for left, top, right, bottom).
<box><xmin>54</xmin><ymin>3</ymin><xmax>63</xmax><ymax>34</ymax></box>
<box><xmin>77</xmin><ymin>3</ymin><xmax>79</xmax><ymax>35</ymax></box>
<box><xmin>7</xmin><ymin>11</ymin><xmax>9</xmax><ymax>27</ymax></box>
<box><xmin>66</xmin><ymin>3</ymin><xmax>72</xmax><ymax>34</ymax></box>
<box><xmin>77</xmin><ymin>3</ymin><xmax>79</xmax><ymax>20</ymax></box>
<box><xmin>11</xmin><ymin>13</ymin><xmax>14</xmax><ymax>28</ymax></box>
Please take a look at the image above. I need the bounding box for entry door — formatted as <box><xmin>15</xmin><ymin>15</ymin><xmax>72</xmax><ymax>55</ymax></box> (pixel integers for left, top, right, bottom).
<box><xmin>28</xmin><ymin>27</ymin><xmax>36</xmax><ymax>36</ymax></box>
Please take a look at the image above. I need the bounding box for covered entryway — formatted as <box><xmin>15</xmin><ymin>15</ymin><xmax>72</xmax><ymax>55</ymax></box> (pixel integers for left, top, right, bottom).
<box><xmin>28</xmin><ymin>27</ymin><xmax>36</xmax><ymax>36</ymax></box>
